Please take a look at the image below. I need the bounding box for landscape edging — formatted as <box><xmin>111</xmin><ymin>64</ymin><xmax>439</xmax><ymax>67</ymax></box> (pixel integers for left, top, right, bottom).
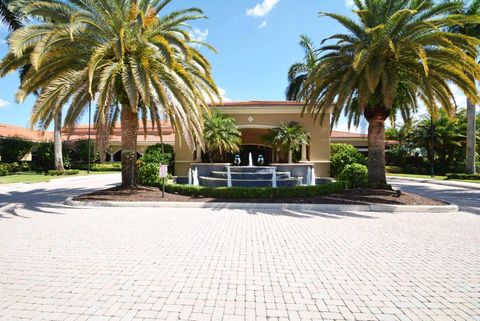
<box><xmin>388</xmin><ymin>176</ymin><xmax>480</xmax><ymax>190</ymax></box>
<box><xmin>65</xmin><ymin>197</ymin><xmax>459</xmax><ymax>213</ymax></box>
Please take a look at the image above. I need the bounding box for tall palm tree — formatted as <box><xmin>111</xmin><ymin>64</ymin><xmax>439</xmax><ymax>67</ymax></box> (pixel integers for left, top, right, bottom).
<box><xmin>203</xmin><ymin>110</ymin><xmax>242</xmax><ymax>162</ymax></box>
<box><xmin>266</xmin><ymin>122</ymin><xmax>308</xmax><ymax>163</ymax></box>
<box><xmin>286</xmin><ymin>35</ymin><xmax>318</xmax><ymax>101</ymax></box>
<box><xmin>301</xmin><ymin>0</ymin><xmax>480</xmax><ymax>187</ymax></box>
<box><xmin>0</xmin><ymin>0</ymin><xmax>21</xmax><ymax>31</ymax></box>
<box><xmin>0</xmin><ymin>0</ymin><xmax>219</xmax><ymax>188</ymax></box>
<box><xmin>447</xmin><ymin>0</ymin><xmax>480</xmax><ymax>174</ymax></box>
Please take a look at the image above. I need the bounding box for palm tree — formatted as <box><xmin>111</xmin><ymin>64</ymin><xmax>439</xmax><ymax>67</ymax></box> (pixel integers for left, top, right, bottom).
<box><xmin>266</xmin><ymin>122</ymin><xmax>308</xmax><ymax>163</ymax></box>
<box><xmin>0</xmin><ymin>0</ymin><xmax>219</xmax><ymax>188</ymax></box>
<box><xmin>301</xmin><ymin>0</ymin><xmax>480</xmax><ymax>187</ymax></box>
<box><xmin>447</xmin><ymin>0</ymin><xmax>480</xmax><ymax>174</ymax></box>
<box><xmin>286</xmin><ymin>35</ymin><xmax>318</xmax><ymax>101</ymax></box>
<box><xmin>203</xmin><ymin>110</ymin><xmax>242</xmax><ymax>162</ymax></box>
<box><xmin>0</xmin><ymin>0</ymin><xmax>21</xmax><ymax>31</ymax></box>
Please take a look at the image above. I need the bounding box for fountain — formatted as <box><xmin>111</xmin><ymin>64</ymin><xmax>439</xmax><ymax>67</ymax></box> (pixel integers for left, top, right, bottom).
<box><xmin>192</xmin><ymin>167</ymin><xmax>199</xmax><ymax>186</ymax></box>
<box><xmin>272</xmin><ymin>167</ymin><xmax>277</xmax><ymax>188</ymax></box>
<box><xmin>227</xmin><ymin>166</ymin><xmax>232</xmax><ymax>187</ymax></box>
<box><xmin>188</xmin><ymin>168</ymin><xmax>193</xmax><ymax>185</ymax></box>
<box><xmin>248</xmin><ymin>152</ymin><xmax>253</xmax><ymax>167</ymax></box>
<box><xmin>310</xmin><ymin>167</ymin><xmax>316</xmax><ymax>186</ymax></box>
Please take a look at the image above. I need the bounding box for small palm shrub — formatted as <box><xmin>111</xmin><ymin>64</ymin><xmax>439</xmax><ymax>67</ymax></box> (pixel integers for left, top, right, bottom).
<box><xmin>331</xmin><ymin>143</ymin><xmax>367</xmax><ymax>177</ymax></box>
<box><xmin>204</xmin><ymin>111</ymin><xmax>242</xmax><ymax>162</ymax></box>
<box><xmin>338</xmin><ymin>163</ymin><xmax>368</xmax><ymax>188</ymax></box>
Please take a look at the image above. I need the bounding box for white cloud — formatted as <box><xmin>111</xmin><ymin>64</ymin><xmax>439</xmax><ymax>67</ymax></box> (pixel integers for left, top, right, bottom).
<box><xmin>218</xmin><ymin>87</ymin><xmax>231</xmax><ymax>102</ymax></box>
<box><xmin>258</xmin><ymin>20</ymin><xmax>267</xmax><ymax>29</ymax></box>
<box><xmin>345</xmin><ymin>0</ymin><xmax>355</xmax><ymax>9</ymax></box>
<box><xmin>0</xmin><ymin>99</ymin><xmax>10</xmax><ymax>108</ymax></box>
<box><xmin>189</xmin><ymin>28</ymin><xmax>209</xmax><ymax>44</ymax></box>
<box><xmin>246</xmin><ymin>0</ymin><xmax>280</xmax><ymax>17</ymax></box>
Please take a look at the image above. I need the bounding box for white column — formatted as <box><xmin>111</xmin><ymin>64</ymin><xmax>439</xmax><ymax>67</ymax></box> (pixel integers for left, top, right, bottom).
<box><xmin>301</xmin><ymin>142</ymin><xmax>308</xmax><ymax>161</ymax></box>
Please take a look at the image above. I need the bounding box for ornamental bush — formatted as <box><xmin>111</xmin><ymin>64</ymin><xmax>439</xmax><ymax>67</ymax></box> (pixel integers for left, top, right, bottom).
<box><xmin>330</xmin><ymin>143</ymin><xmax>367</xmax><ymax>177</ymax></box>
<box><xmin>0</xmin><ymin>137</ymin><xmax>34</xmax><ymax>163</ymax></box>
<box><xmin>338</xmin><ymin>163</ymin><xmax>368</xmax><ymax>188</ymax></box>
<box><xmin>446</xmin><ymin>173</ymin><xmax>480</xmax><ymax>180</ymax></box>
<box><xmin>138</xmin><ymin>162</ymin><xmax>161</xmax><ymax>186</ymax></box>
<box><xmin>46</xmin><ymin>169</ymin><xmax>80</xmax><ymax>176</ymax></box>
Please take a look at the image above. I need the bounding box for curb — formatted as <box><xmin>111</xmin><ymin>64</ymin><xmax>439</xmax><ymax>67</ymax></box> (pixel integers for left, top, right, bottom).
<box><xmin>65</xmin><ymin>197</ymin><xmax>459</xmax><ymax>213</ymax></box>
<box><xmin>388</xmin><ymin>176</ymin><xmax>480</xmax><ymax>190</ymax></box>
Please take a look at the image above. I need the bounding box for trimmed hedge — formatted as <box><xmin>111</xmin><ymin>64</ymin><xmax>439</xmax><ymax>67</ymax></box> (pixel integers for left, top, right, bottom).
<box><xmin>446</xmin><ymin>173</ymin><xmax>480</xmax><ymax>180</ymax></box>
<box><xmin>46</xmin><ymin>169</ymin><xmax>80</xmax><ymax>176</ymax></box>
<box><xmin>0</xmin><ymin>162</ymin><xmax>32</xmax><ymax>174</ymax></box>
<box><xmin>385</xmin><ymin>165</ymin><xmax>403</xmax><ymax>174</ymax></box>
<box><xmin>162</xmin><ymin>182</ymin><xmax>346</xmax><ymax>199</ymax></box>
<box><xmin>92</xmin><ymin>163</ymin><xmax>121</xmax><ymax>172</ymax></box>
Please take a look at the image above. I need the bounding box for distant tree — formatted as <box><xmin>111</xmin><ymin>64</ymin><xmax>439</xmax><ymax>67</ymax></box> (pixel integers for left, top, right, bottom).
<box><xmin>446</xmin><ymin>0</ymin><xmax>480</xmax><ymax>174</ymax></box>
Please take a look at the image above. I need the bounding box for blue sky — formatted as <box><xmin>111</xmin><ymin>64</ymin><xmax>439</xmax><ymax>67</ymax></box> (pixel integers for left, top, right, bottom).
<box><xmin>0</xmin><ymin>0</ymin><xmax>468</xmax><ymax>132</ymax></box>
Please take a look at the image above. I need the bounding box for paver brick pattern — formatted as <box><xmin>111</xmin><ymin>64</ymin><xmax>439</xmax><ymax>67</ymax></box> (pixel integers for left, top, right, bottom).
<box><xmin>0</xmin><ymin>206</ymin><xmax>479</xmax><ymax>321</ymax></box>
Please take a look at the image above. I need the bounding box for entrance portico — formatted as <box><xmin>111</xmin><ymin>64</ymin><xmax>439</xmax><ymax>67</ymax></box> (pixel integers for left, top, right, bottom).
<box><xmin>175</xmin><ymin>101</ymin><xmax>331</xmax><ymax>179</ymax></box>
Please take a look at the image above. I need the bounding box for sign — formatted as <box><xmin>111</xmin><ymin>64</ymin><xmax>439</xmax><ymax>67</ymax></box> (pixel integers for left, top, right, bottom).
<box><xmin>159</xmin><ymin>165</ymin><xmax>168</xmax><ymax>178</ymax></box>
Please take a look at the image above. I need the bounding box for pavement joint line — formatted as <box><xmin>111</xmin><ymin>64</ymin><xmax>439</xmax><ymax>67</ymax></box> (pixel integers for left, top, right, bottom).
<box><xmin>65</xmin><ymin>197</ymin><xmax>459</xmax><ymax>213</ymax></box>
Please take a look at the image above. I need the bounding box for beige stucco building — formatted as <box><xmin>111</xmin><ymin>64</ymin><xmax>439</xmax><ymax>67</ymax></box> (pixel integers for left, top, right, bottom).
<box><xmin>175</xmin><ymin>101</ymin><xmax>332</xmax><ymax>178</ymax></box>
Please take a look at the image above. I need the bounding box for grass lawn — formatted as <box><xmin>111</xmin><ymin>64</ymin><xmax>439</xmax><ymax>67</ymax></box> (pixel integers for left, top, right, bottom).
<box><xmin>388</xmin><ymin>173</ymin><xmax>480</xmax><ymax>184</ymax></box>
<box><xmin>0</xmin><ymin>171</ymin><xmax>116</xmax><ymax>184</ymax></box>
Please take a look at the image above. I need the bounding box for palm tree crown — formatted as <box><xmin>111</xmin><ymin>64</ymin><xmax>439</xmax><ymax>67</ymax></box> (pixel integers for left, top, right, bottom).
<box><xmin>302</xmin><ymin>0</ymin><xmax>480</xmax><ymax>186</ymax></box>
<box><xmin>0</xmin><ymin>0</ymin><xmax>219</xmax><ymax>187</ymax></box>
<box><xmin>266</xmin><ymin>122</ymin><xmax>309</xmax><ymax>163</ymax></box>
<box><xmin>203</xmin><ymin>110</ymin><xmax>242</xmax><ymax>162</ymax></box>
<box><xmin>286</xmin><ymin>35</ymin><xmax>318</xmax><ymax>101</ymax></box>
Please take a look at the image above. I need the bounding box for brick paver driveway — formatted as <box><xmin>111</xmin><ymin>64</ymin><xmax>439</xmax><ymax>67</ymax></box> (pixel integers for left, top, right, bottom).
<box><xmin>0</xmin><ymin>176</ymin><xmax>479</xmax><ymax>321</ymax></box>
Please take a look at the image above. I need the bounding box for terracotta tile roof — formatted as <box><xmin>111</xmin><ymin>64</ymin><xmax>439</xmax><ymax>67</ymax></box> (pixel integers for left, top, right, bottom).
<box><xmin>213</xmin><ymin>101</ymin><xmax>305</xmax><ymax>107</ymax></box>
<box><xmin>0</xmin><ymin>124</ymin><xmax>53</xmax><ymax>142</ymax></box>
<box><xmin>330</xmin><ymin>130</ymin><xmax>367</xmax><ymax>139</ymax></box>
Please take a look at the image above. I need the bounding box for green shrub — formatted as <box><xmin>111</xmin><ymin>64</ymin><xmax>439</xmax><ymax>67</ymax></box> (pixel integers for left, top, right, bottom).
<box><xmin>338</xmin><ymin>163</ymin><xmax>368</xmax><ymax>188</ymax></box>
<box><xmin>330</xmin><ymin>143</ymin><xmax>367</xmax><ymax>177</ymax></box>
<box><xmin>446</xmin><ymin>173</ymin><xmax>480</xmax><ymax>180</ymax></box>
<box><xmin>0</xmin><ymin>137</ymin><xmax>35</xmax><ymax>163</ymax></box>
<box><xmin>91</xmin><ymin>163</ymin><xmax>121</xmax><ymax>172</ymax></box>
<box><xmin>385</xmin><ymin>165</ymin><xmax>403</xmax><ymax>174</ymax></box>
<box><xmin>0</xmin><ymin>162</ymin><xmax>32</xmax><ymax>174</ymax></box>
<box><xmin>46</xmin><ymin>169</ymin><xmax>80</xmax><ymax>176</ymax></box>
<box><xmin>0</xmin><ymin>169</ymin><xmax>7</xmax><ymax>176</ymax></box>
<box><xmin>161</xmin><ymin>182</ymin><xmax>346</xmax><ymax>199</ymax></box>
<box><xmin>140</xmin><ymin>143</ymin><xmax>174</xmax><ymax>172</ymax></box>
<box><xmin>32</xmin><ymin>142</ymin><xmax>54</xmax><ymax>171</ymax></box>
<box><xmin>138</xmin><ymin>162</ymin><xmax>161</xmax><ymax>186</ymax></box>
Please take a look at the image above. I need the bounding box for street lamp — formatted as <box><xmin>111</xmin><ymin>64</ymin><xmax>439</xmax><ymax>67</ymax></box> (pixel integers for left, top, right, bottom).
<box><xmin>87</xmin><ymin>100</ymin><xmax>92</xmax><ymax>174</ymax></box>
<box><xmin>430</xmin><ymin>114</ymin><xmax>435</xmax><ymax>179</ymax></box>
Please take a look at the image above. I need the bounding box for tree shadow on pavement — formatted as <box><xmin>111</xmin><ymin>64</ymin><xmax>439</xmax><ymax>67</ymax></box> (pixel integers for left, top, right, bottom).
<box><xmin>206</xmin><ymin>204</ymin><xmax>377</xmax><ymax>220</ymax></box>
<box><xmin>0</xmin><ymin>185</ymin><xmax>117</xmax><ymax>219</ymax></box>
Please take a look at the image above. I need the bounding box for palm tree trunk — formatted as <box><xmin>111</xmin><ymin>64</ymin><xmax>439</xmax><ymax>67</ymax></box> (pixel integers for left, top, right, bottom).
<box><xmin>466</xmin><ymin>96</ymin><xmax>477</xmax><ymax>174</ymax></box>
<box><xmin>121</xmin><ymin>105</ymin><xmax>138</xmax><ymax>188</ymax></box>
<box><xmin>365</xmin><ymin>109</ymin><xmax>388</xmax><ymax>188</ymax></box>
<box><xmin>288</xmin><ymin>150</ymin><xmax>293</xmax><ymax>163</ymax></box>
<box><xmin>97</xmin><ymin>113</ymin><xmax>108</xmax><ymax>163</ymax></box>
<box><xmin>54</xmin><ymin>110</ymin><xmax>64</xmax><ymax>171</ymax></box>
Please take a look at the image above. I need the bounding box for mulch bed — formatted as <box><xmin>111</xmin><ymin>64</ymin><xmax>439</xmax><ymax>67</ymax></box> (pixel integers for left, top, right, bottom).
<box><xmin>74</xmin><ymin>186</ymin><xmax>446</xmax><ymax>206</ymax></box>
